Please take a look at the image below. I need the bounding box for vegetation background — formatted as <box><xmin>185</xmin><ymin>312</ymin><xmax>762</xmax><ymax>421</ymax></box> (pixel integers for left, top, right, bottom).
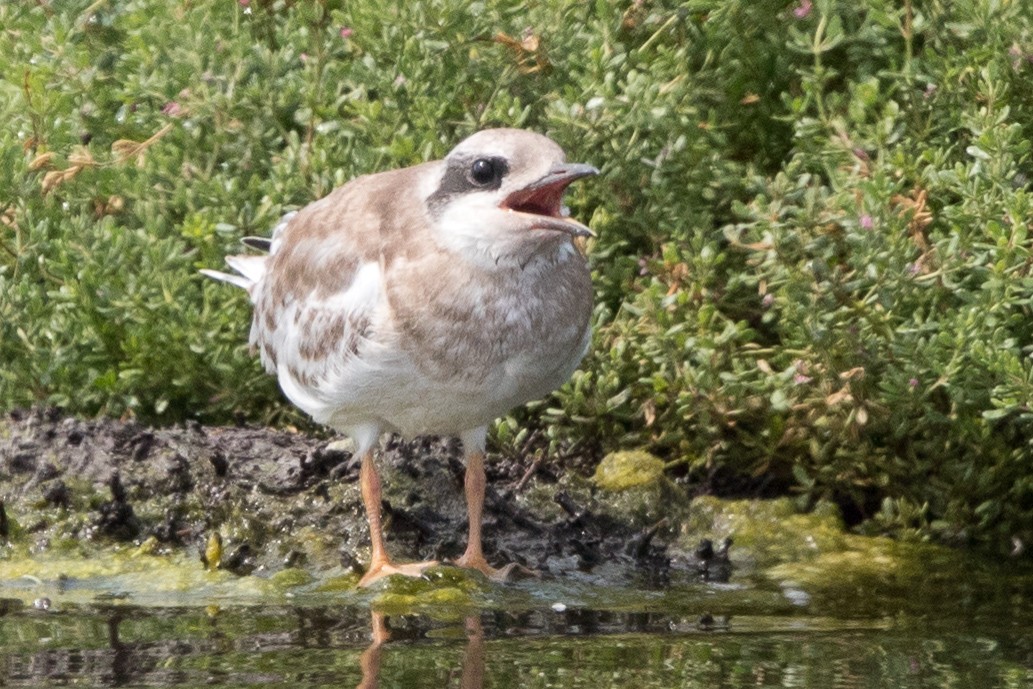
<box><xmin>2</xmin><ymin>0</ymin><xmax>1031</xmax><ymax>554</ymax></box>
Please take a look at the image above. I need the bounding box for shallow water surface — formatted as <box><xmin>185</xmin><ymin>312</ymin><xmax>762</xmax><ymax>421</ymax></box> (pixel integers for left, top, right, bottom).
<box><xmin>2</xmin><ymin>492</ymin><xmax>1031</xmax><ymax>688</ymax></box>
<box><xmin>2</xmin><ymin>566</ymin><xmax>1032</xmax><ymax>689</ymax></box>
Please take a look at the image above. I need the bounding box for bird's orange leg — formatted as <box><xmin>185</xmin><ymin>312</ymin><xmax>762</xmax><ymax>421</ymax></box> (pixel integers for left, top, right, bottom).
<box><xmin>455</xmin><ymin>448</ymin><xmax>490</xmax><ymax>573</ymax></box>
<box><xmin>358</xmin><ymin>450</ymin><xmax>436</xmax><ymax>587</ymax></box>
<box><xmin>455</xmin><ymin>449</ymin><xmax>524</xmax><ymax>581</ymax></box>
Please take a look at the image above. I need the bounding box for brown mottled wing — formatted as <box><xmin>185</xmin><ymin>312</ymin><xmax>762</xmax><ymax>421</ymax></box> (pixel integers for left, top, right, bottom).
<box><xmin>245</xmin><ymin>164</ymin><xmax>435</xmax><ymax>387</ymax></box>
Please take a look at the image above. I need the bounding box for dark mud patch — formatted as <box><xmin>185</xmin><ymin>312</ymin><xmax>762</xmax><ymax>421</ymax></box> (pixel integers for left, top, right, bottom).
<box><xmin>0</xmin><ymin>409</ymin><xmax>717</xmax><ymax>587</ymax></box>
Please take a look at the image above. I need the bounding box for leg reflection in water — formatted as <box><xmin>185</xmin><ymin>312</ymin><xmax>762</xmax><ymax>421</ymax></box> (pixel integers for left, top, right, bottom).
<box><xmin>356</xmin><ymin>612</ymin><xmax>389</xmax><ymax>689</ymax></box>
<box><xmin>356</xmin><ymin>612</ymin><xmax>485</xmax><ymax>689</ymax></box>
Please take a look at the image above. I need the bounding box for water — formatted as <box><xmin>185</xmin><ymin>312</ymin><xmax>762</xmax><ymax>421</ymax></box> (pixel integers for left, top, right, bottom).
<box><xmin>2</xmin><ymin>499</ymin><xmax>1031</xmax><ymax>688</ymax></box>
<box><xmin>2</xmin><ymin>568</ymin><xmax>1032</xmax><ymax>688</ymax></box>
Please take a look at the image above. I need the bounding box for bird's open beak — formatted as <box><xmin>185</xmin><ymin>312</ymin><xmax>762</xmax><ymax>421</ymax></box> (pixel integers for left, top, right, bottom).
<box><xmin>501</xmin><ymin>163</ymin><xmax>598</xmax><ymax>238</ymax></box>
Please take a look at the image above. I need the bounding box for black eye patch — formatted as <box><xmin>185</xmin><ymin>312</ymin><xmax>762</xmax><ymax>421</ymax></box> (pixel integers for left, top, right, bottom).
<box><xmin>427</xmin><ymin>155</ymin><xmax>509</xmax><ymax>212</ymax></box>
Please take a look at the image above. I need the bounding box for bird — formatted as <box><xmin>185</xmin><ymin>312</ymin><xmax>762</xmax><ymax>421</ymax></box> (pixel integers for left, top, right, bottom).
<box><xmin>202</xmin><ymin>128</ymin><xmax>597</xmax><ymax>587</ymax></box>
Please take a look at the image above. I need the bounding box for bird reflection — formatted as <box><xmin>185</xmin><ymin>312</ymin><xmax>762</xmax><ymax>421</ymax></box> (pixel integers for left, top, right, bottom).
<box><xmin>357</xmin><ymin>612</ymin><xmax>484</xmax><ymax>689</ymax></box>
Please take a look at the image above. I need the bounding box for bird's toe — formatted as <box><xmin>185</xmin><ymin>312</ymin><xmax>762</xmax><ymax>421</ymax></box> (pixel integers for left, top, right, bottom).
<box><xmin>358</xmin><ymin>559</ymin><xmax>439</xmax><ymax>588</ymax></box>
<box><xmin>454</xmin><ymin>554</ymin><xmax>538</xmax><ymax>582</ymax></box>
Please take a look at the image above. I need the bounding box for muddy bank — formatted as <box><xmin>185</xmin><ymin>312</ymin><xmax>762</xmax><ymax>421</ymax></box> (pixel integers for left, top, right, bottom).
<box><xmin>0</xmin><ymin>409</ymin><xmax>721</xmax><ymax>586</ymax></box>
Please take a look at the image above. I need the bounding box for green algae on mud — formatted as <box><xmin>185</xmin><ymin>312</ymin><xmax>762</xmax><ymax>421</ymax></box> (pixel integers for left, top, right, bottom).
<box><xmin>0</xmin><ymin>547</ymin><xmax>313</xmax><ymax>607</ymax></box>
<box><xmin>592</xmin><ymin>450</ymin><xmax>666</xmax><ymax>492</ymax></box>
<box><xmin>2</xmin><ymin>410</ymin><xmax>1031</xmax><ymax>631</ymax></box>
<box><xmin>0</xmin><ymin>410</ymin><xmax>678</xmax><ymax>595</ymax></box>
<box><xmin>3</xmin><ymin>492</ymin><xmax>1028</xmax><ymax>630</ymax></box>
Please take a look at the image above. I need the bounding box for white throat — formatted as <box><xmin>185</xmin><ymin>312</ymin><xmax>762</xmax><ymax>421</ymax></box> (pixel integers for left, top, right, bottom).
<box><xmin>431</xmin><ymin>195</ymin><xmax>573</xmax><ymax>271</ymax></box>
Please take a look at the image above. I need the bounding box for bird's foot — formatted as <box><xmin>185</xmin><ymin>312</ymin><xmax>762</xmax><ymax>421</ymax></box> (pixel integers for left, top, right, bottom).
<box><xmin>454</xmin><ymin>553</ymin><xmax>537</xmax><ymax>582</ymax></box>
<box><xmin>358</xmin><ymin>559</ymin><xmax>438</xmax><ymax>588</ymax></box>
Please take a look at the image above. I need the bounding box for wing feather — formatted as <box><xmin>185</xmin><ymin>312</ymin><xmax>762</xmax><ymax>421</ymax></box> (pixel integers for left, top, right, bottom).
<box><xmin>242</xmin><ymin>179</ymin><xmax>405</xmax><ymax>418</ymax></box>
<box><xmin>205</xmin><ymin>164</ymin><xmax>437</xmax><ymax>425</ymax></box>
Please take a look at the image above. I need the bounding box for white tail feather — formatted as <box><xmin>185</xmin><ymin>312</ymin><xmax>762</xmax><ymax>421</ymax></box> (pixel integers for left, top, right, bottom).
<box><xmin>225</xmin><ymin>254</ymin><xmax>267</xmax><ymax>283</ymax></box>
<box><xmin>200</xmin><ymin>268</ymin><xmax>252</xmax><ymax>290</ymax></box>
<box><xmin>200</xmin><ymin>254</ymin><xmax>268</xmax><ymax>291</ymax></box>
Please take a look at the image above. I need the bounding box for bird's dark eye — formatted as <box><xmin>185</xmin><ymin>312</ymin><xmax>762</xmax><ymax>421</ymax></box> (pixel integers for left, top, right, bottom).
<box><xmin>469</xmin><ymin>158</ymin><xmax>499</xmax><ymax>186</ymax></box>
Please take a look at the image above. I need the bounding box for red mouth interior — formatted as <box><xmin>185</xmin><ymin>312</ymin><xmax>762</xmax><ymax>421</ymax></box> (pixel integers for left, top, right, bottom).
<box><xmin>502</xmin><ymin>182</ymin><xmax>567</xmax><ymax>217</ymax></box>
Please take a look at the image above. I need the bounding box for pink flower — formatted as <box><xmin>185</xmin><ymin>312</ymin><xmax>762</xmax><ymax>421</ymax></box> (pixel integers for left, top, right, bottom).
<box><xmin>793</xmin><ymin>0</ymin><xmax>812</xmax><ymax>19</ymax></box>
<box><xmin>860</xmin><ymin>214</ymin><xmax>874</xmax><ymax>230</ymax></box>
<box><xmin>239</xmin><ymin>0</ymin><xmax>249</xmax><ymax>5</ymax></box>
<box><xmin>161</xmin><ymin>101</ymin><xmax>183</xmax><ymax>117</ymax></box>
<box><xmin>340</xmin><ymin>27</ymin><xmax>353</xmax><ymax>39</ymax></box>
<box><xmin>792</xmin><ymin>359</ymin><xmax>811</xmax><ymax>384</ymax></box>
<box><xmin>908</xmin><ymin>378</ymin><xmax>919</xmax><ymax>389</ymax></box>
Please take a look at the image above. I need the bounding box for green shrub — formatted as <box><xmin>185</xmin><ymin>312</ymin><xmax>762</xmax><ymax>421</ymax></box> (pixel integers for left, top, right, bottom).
<box><xmin>2</xmin><ymin>0</ymin><xmax>1031</xmax><ymax>550</ymax></box>
<box><xmin>551</xmin><ymin>0</ymin><xmax>1033</xmax><ymax>551</ymax></box>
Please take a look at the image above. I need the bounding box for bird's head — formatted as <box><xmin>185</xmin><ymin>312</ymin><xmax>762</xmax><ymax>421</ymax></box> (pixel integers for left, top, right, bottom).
<box><xmin>425</xmin><ymin>129</ymin><xmax>597</xmax><ymax>266</ymax></box>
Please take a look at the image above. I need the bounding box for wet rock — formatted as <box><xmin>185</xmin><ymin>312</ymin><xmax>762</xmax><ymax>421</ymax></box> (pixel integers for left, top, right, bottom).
<box><xmin>339</xmin><ymin>548</ymin><xmax>364</xmax><ymax>575</ymax></box>
<box><xmin>129</xmin><ymin>431</ymin><xmax>155</xmax><ymax>462</ymax></box>
<box><xmin>65</xmin><ymin>425</ymin><xmax>85</xmax><ymax>447</ymax></box>
<box><xmin>282</xmin><ymin>548</ymin><xmax>305</xmax><ymax>568</ymax></box>
<box><xmin>208</xmin><ymin>450</ymin><xmax>229</xmax><ymax>477</ymax></box>
<box><xmin>625</xmin><ymin>519</ymin><xmax>668</xmax><ymax>560</ymax></box>
<box><xmin>152</xmin><ymin>503</ymin><xmax>188</xmax><ymax>544</ymax></box>
<box><xmin>94</xmin><ymin>499</ymin><xmax>140</xmax><ymax>540</ymax></box>
<box><xmin>8</xmin><ymin>447</ymin><xmax>36</xmax><ymax>474</ymax></box>
<box><xmin>688</xmin><ymin>537</ymin><xmax>733</xmax><ymax>582</ymax></box>
<box><xmin>34</xmin><ymin>462</ymin><xmax>61</xmax><ymax>482</ymax></box>
<box><xmin>301</xmin><ymin>445</ymin><xmax>350</xmax><ymax>479</ymax></box>
<box><xmin>159</xmin><ymin>452</ymin><xmax>193</xmax><ymax>494</ymax></box>
<box><xmin>109</xmin><ymin>472</ymin><xmax>128</xmax><ymax>502</ymax></box>
<box><xmin>93</xmin><ymin>472</ymin><xmax>141</xmax><ymax>541</ymax></box>
<box><xmin>41</xmin><ymin>479</ymin><xmax>71</xmax><ymax>509</ymax></box>
<box><xmin>223</xmin><ymin>542</ymin><xmax>258</xmax><ymax>575</ymax></box>
<box><xmin>26</xmin><ymin>519</ymin><xmax>48</xmax><ymax>534</ymax></box>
